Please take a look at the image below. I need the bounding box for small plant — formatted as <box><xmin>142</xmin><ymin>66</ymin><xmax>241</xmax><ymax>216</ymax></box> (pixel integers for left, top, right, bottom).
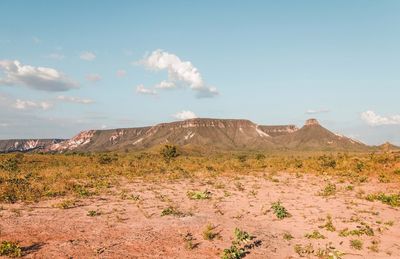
<box><xmin>283</xmin><ymin>233</ymin><xmax>294</xmax><ymax>241</ymax></box>
<box><xmin>128</xmin><ymin>194</ymin><xmax>140</xmax><ymax>201</ymax></box>
<box><xmin>187</xmin><ymin>190</ymin><xmax>211</xmax><ymax>200</ymax></box>
<box><xmin>203</xmin><ymin>223</ymin><xmax>219</xmax><ymax>241</ymax></box>
<box><xmin>378</xmin><ymin>174</ymin><xmax>390</xmax><ymax>183</ymax></box>
<box><xmin>319</xmin><ymin>215</ymin><xmax>336</xmax><ymax>232</ymax></box>
<box><xmin>160</xmin><ymin>145</ymin><xmax>179</xmax><ymax>163</ymax></box>
<box><xmin>234</xmin><ymin>228</ymin><xmax>252</xmax><ymax>243</ymax></box>
<box><xmin>271</xmin><ymin>201</ymin><xmax>290</xmax><ymax>219</ymax></box>
<box><xmin>305</xmin><ymin>230</ymin><xmax>325</xmax><ymax>239</ymax></box>
<box><xmin>161</xmin><ymin>206</ymin><xmax>186</xmax><ymax>217</ymax></box>
<box><xmin>87</xmin><ymin>210</ymin><xmax>101</xmax><ymax>217</ymax></box>
<box><xmin>319</xmin><ymin>183</ymin><xmax>336</xmax><ymax>197</ymax></box>
<box><xmin>0</xmin><ymin>241</ymin><xmax>22</xmax><ymax>257</ymax></box>
<box><xmin>350</xmin><ymin>239</ymin><xmax>363</xmax><ymax>250</ymax></box>
<box><xmin>221</xmin><ymin>244</ymin><xmax>246</xmax><ymax>259</ymax></box>
<box><xmin>183</xmin><ymin>232</ymin><xmax>197</xmax><ymax>250</ymax></box>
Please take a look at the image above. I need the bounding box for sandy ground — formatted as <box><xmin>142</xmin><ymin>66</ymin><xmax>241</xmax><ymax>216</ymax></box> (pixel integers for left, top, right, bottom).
<box><xmin>1</xmin><ymin>172</ymin><xmax>399</xmax><ymax>258</ymax></box>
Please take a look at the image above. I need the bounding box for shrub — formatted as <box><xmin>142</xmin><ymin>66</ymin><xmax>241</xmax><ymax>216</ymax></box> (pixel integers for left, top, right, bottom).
<box><xmin>160</xmin><ymin>145</ymin><xmax>179</xmax><ymax>163</ymax></box>
<box><xmin>319</xmin><ymin>183</ymin><xmax>336</xmax><ymax>197</ymax></box>
<box><xmin>0</xmin><ymin>241</ymin><xmax>22</xmax><ymax>257</ymax></box>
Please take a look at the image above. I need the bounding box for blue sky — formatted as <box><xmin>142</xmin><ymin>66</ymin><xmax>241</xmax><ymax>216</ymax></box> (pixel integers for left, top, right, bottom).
<box><xmin>0</xmin><ymin>0</ymin><xmax>399</xmax><ymax>145</ymax></box>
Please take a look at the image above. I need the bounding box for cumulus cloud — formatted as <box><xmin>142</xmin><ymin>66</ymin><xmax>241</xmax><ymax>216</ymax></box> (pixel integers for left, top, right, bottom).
<box><xmin>0</xmin><ymin>60</ymin><xmax>78</xmax><ymax>91</ymax></box>
<box><xmin>136</xmin><ymin>84</ymin><xmax>157</xmax><ymax>95</ymax></box>
<box><xmin>80</xmin><ymin>51</ymin><xmax>96</xmax><ymax>61</ymax></box>
<box><xmin>116</xmin><ymin>69</ymin><xmax>126</xmax><ymax>77</ymax></box>
<box><xmin>14</xmin><ymin>99</ymin><xmax>52</xmax><ymax>110</ymax></box>
<box><xmin>305</xmin><ymin>109</ymin><xmax>330</xmax><ymax>115</ymax></box>
<box><xmin>155</xmin><ymin>80</ymin><xmax>175</xmax><ymax>89</ymax></box>
<box><xmin>139</xmin><ymin>49</ymin><xmax>218</xmax><ymax>98</ymax></box>
<box><xmin>173</xmin><ymin>110</ymin><xmax>197</xmax><ymax>120</ymax></box>
<box><xmin>86</xmin><ymin>73</ymin><xmax>101</xmax><ymax>82</ymax></box>
<box><xmin>361</xmin><ymin>110</ymin><xmax>400</xmax><ymax>126</ymax></box>
<box><xmin>57</xmin><ymin>95</ymin><xmax>94</xmax><ymax>104</ymax></box>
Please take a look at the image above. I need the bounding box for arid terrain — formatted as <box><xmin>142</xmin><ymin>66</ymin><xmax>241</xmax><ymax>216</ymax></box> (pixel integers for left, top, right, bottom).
<box><xmin>1</xmin><ymin>151</ymin><xmax>399</xmax><ymax>258</ymax></box>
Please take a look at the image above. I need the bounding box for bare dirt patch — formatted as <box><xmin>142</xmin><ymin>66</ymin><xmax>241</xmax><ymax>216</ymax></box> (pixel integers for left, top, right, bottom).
<box><xmin>1</xmin><ymin>172</ymin><xmax>399</xmax><ymax>258</ymax></box>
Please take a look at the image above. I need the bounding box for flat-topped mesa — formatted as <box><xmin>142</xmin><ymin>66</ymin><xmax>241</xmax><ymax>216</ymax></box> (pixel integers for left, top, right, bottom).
<box><xmin>153</xmin><ymin>118</ymin><xmax>256</xmax><ymax>130</ymax></box>
<box><xmin>305</xmin><ymin>118</ymin><xmax>320</xmax><ymax>126</ymax></box>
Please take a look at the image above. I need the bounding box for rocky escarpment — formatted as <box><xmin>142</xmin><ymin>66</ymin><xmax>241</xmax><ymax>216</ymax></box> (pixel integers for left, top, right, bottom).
<box><xmin>1</xmin><ymin>118</ymin><xmax>370</xmax><ymax>153</ymax></box>
<box><xmin>0</xmin><ymin>139</ymin><xmax>65</xmax><ymax>153</ymax></box>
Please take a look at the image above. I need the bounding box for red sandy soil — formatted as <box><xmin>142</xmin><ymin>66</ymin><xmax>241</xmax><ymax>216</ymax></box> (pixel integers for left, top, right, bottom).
<box><xmin>1</xmin><ymin>172</ymin><xmax>399</xmax><ymax>258</ymax></box>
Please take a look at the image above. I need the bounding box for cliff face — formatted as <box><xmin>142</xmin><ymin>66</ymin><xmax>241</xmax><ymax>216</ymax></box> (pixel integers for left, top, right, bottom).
<box><xmin>0</xmin><ymin>139</ymin><xmax>65</xmax><ymax>153</ymax></box>
<box><xmin>0</xmin><ymin>118</ymin><xmax>369</xmax><ymax>153</ymax></box>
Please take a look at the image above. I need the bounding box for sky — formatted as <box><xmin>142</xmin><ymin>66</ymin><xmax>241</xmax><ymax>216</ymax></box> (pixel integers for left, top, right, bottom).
<box><xmin>0</xmin><ymin>0</ymin><xmax>399</xmax><ymax>145</ymax></box>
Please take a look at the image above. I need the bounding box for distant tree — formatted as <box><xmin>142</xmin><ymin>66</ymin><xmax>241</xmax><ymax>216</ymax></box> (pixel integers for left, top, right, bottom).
<box><xmin>161</xmin><ymin>145</ymin><xmax>179</xmax><ymax>163</ymax></box>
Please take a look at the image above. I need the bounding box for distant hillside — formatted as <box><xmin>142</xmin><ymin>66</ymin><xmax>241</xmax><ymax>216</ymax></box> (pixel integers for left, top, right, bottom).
<box><xmin>272</xmin><ymin>119</ymin><xmax>367</xmax><ymax>151</ymax></box>
<box><xmin>0</xmin><ymin>139</ymin><xmax>65</xmax><ymax>153</ymax></box>
<box><xmin>18</xmin><ymin>118</ymin><xmax>370</xmax><ymax>153</ymax></box>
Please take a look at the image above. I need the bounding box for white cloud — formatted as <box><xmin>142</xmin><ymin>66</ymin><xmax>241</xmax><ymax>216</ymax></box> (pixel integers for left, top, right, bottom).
<box><xmin>136</xmin><ymin>84</ymin><xmax>157</xmax><ymax>95</ymax></box>
<box><xmin>173</xmin><ymin>110</ymin><xmax>197</xmax><ymax>120</ymax></box>
<box><xmin>155</xmin><ymin>80</ymin><xmax>175</xmax><ymax>89</ymax></box>
<box><xmin>86</xmin><ymin>73</ymin><xmax>101</xmax><ymax>82</ymax></box>
<box><xmin>139</xmin><ymin>49</ymin><xmax>218</xmax><ymax>98</ymax></box>
<box><xmin>47</xmin><ymin>53</ymin><xmax>65</xmax><ymax>60</ymax></box>
<box><xmin>361</xmin><ymin>110</ymin><xmax>400</xmax><ymax>126</ymax></box>
<box><xmin>306</xmin><ymin>109</ymin><xmax>330</xmax><ymax>115</ymax></box>
<box><xmin>0</xmin><ymin>60</ymin><xmax>78</xmax><ymax>91</ymax></box>
<box><xmin>80</xmin><ymin>51</ymin><xmax>96</xmax><ymax>61</ymax></box>
<box><xmin>116</xmin><ymin>69</ymin><xmax>126</xmax><ymax>77</ymax></box>
<box><xmin>57</xmin><ymin>95</ymin><xmax>94</xmax><ymax>104</ymax></box>
<box><xmin>0</xmin><ymin>123</ymin><xmax>8</xmax><ymax>127</ymax></box>
<box><xmin>14</xmin><ymin>99</ymin><xmax>52</xmax><ymax>110</ymax></box>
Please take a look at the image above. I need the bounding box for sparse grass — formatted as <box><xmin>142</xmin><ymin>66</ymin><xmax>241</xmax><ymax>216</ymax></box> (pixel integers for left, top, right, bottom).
<box><xmin>350</xmin><ymin>239</ymin><xmax>363</xmax><ymax>250</ymax></box>
<box><xmin>339</xmin><ymin>222</ymin><xmax>374</xmax><ymax>237</ymax></box>
<box><xmin>283</xmin><ymin>233</ymin><xmax>293</xmax><ymax>240</ymax></box>
<box><xmin>305</xmin><ymin>230</ymin><xmax>325</xmax><ymax>239</ymax></box>
<box><xmin>319</xmin><ymin>183</ymin><xmax>336</xmax><ymax>196</ymax></box>
<box><xmin>0</xmin><ymin>241</ymin><xmax>22</xmax><ymax>257</ymax></box>
<box><xmin>187</xmin><ymin>190</ymin><xmax>211</xmax><ymax>200</ymax></box>
<box><xmin>203</xmin><ymin>223</ymin><xmax>220</xmax><ymax>241</ymax></box>
<box><xmin>183</xmin><ymin>232</ymin><xmax>197</xmax><ymax>250</ymax></box>
<box><xmin>0</xmin><ymin>151</ymin><xmax>399</xmax><ymax>204</ymax></box>
<box><xmin>319</xmin><ymin>215</ymin><xmax>336</xmax><ymax>232</ymax></box>
<box><xmin>365</xmin><ymin>193</ymin><xmax>400</xmax><ymax>207</ymax></box>
<box><xmin>160</xmin><ymin>206</ymin><xmax>187</xmax><ymax>217</ymax></box>
<box><xmin>87</xmin><ymin>210</ymin><xmax>101</xmax><ymax>217</ymax></box>
<box><xmin>271</xmin><ymin>201</ymin><xmax>290</xmax><ymax>219</ymax></box>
